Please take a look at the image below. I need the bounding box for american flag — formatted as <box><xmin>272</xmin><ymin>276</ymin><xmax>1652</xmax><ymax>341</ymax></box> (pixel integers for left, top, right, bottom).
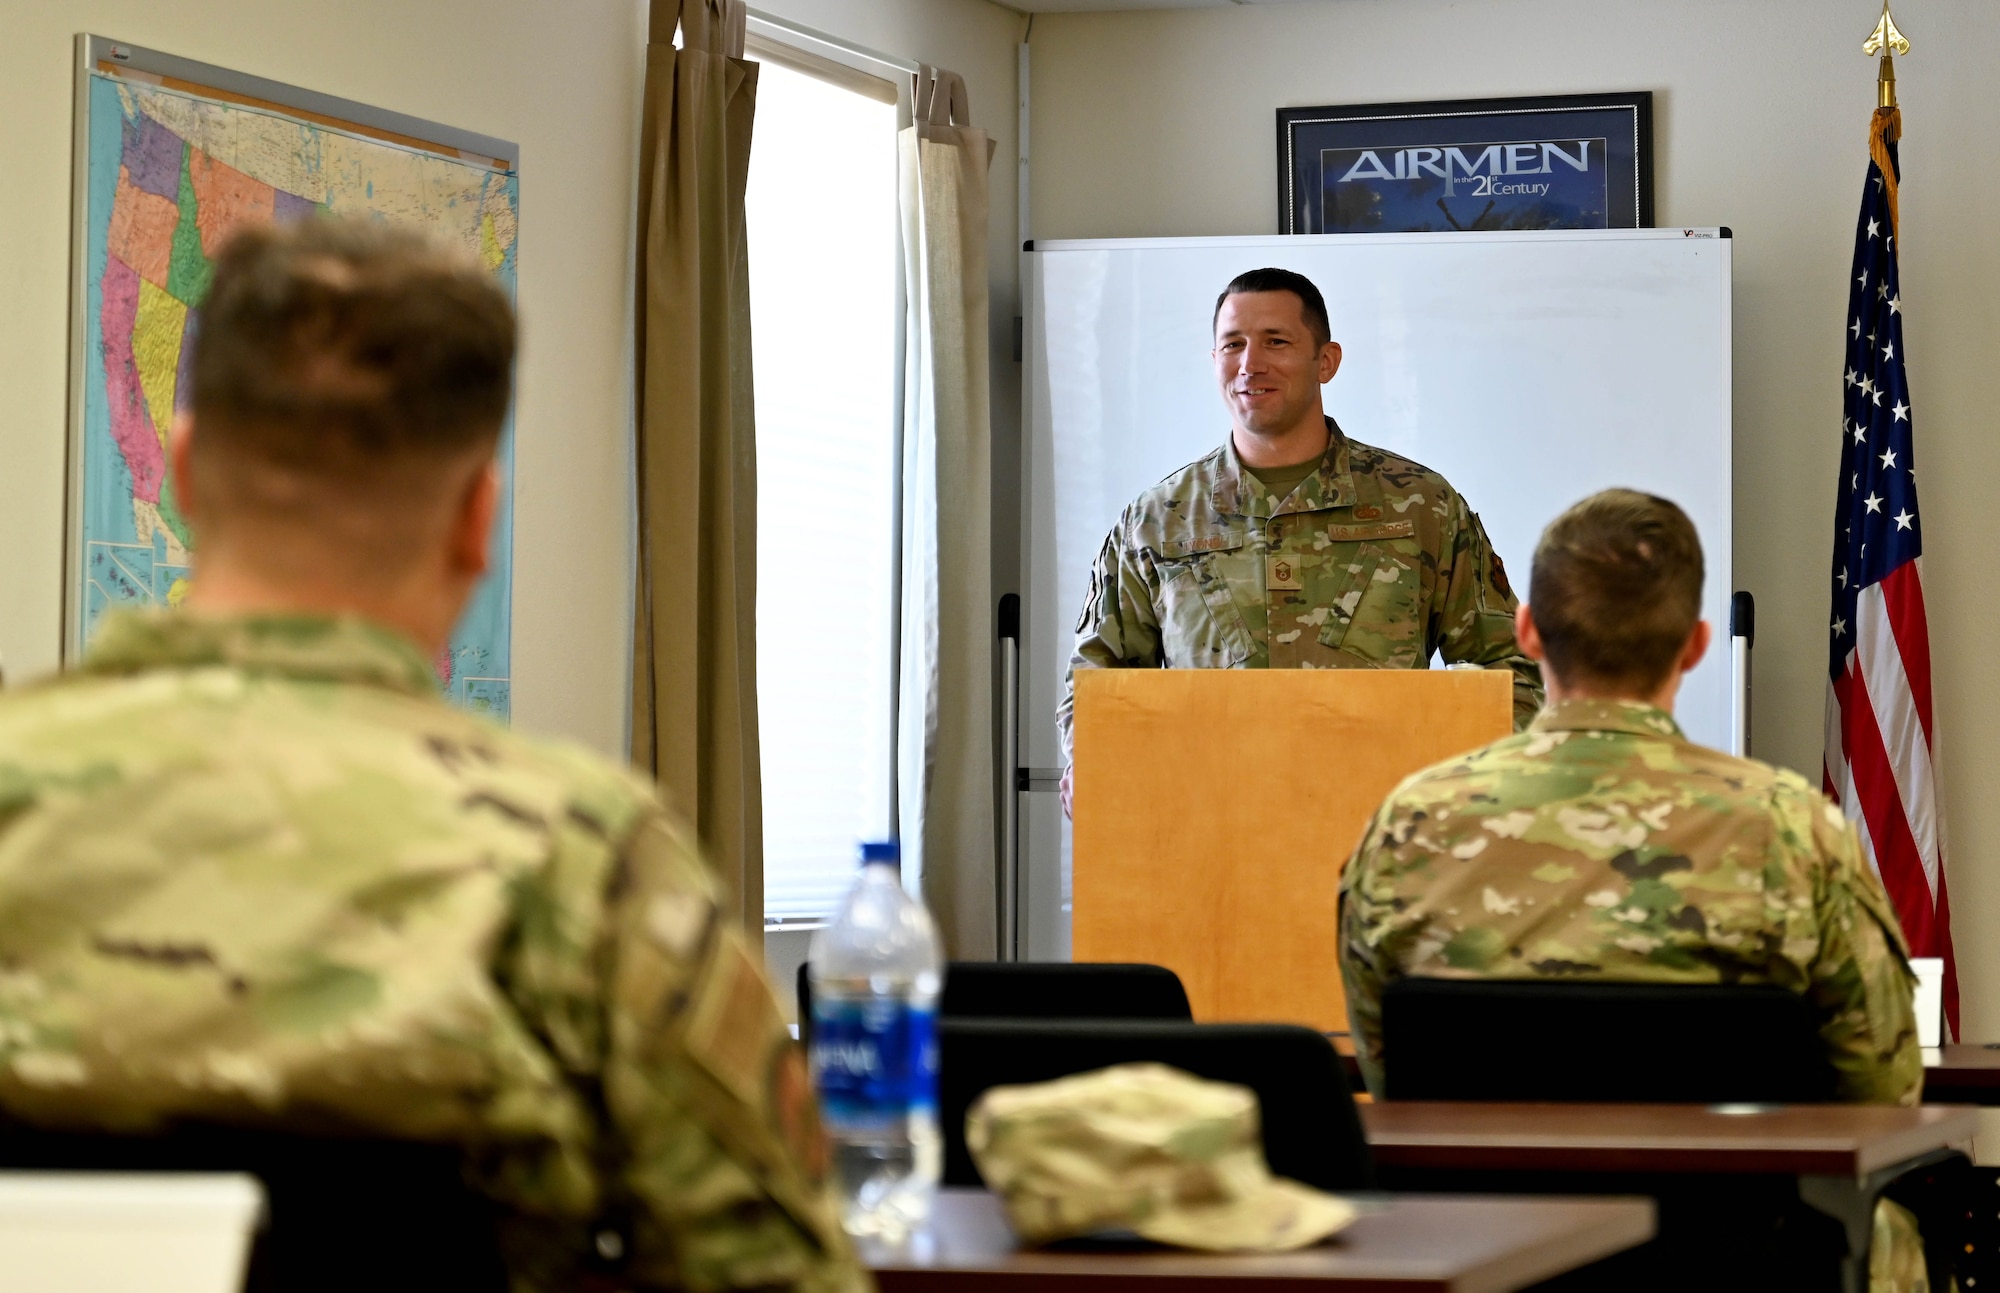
<box><xmin>1823</xmin><ymin>104</ymin><xmax>1957</xmax><ymax>1039</ymax></box>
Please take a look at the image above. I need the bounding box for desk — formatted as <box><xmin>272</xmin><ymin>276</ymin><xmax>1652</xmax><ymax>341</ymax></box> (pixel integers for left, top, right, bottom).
<box><xmin>860</xmin><ymin>1188</ymin><xmax>1655</xmax><ymax>1293</ymax></box>
<box><xmin>1333</xmin><ymin>1036</ymin><xmax>2000</xmax><ymax>1107</ymax></box>
<box><xmin>1924</xmin><ymin>1045</ymin><xmax>2000</xmax><ymax>1104</ymax></box>
<box><xmin>1360</xmin><ymin>1100</ymin><xmax>1975</xmax><ymax>1176</ymax></box>
<box><xmin>1361</xmin><ymin>1102</ymin><xmax>1975</xmax><ymax>1293</ymax></box>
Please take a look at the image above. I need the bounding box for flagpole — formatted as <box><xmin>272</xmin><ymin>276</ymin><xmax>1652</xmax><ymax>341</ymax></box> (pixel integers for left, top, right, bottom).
<box><xmin>1864</xmin><ymin>1</ymin><xmax>1909</xmax><ymax>109</ymax></box>
<box><xmin>1831</xmin><ymin>0</ymin><xmax>1955</xmax><ymax>1040</ymax></box>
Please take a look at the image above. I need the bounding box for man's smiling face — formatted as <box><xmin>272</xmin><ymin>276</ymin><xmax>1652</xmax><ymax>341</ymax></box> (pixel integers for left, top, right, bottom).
<box><xmin>1212</xmin><ymin>289</ymin><xmax>1342</xmax><ymax>444</ymax></box>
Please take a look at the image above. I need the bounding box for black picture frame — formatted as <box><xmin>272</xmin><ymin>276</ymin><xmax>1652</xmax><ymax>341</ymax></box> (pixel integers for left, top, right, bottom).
<box><xmin>1277</xmin><ymin>92</ymin><xmax>1653</xmax><ymax>235</ymax></box>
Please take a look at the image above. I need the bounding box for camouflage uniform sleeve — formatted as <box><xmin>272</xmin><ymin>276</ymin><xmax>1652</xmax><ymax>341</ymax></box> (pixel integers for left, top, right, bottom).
<box><xmin>1056</xmin><ymin>515</ymin><xmax>1163</xmax><ymax>766</ymax></box>
<box><xmin>504</xmin><ymin>801</ymin><xmax>868</xmax><ymax>1293</ymax></box>
<box><xmin>1431</xmin><ymin>499</ymin><xmax>1543</xmax><ymax>729</ymax></box>
<box><xmin>1795</xmin><ymin>798</ymin><xmax>1922</xmax><ymax>1105</ymax></box>
<box><xmin>1336</xmin><ymin>803</ymin><xmax>1397</xmax><ymax>1098</ymax></box>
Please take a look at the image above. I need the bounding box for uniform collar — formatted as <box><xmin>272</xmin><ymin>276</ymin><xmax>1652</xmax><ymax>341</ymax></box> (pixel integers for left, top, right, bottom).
<box><xmin>80</xmin><ymin>609</ymin><xmax>443</xmax><ymax>697</ymax></box>
<box><xmin>1215</xmin><ymin>417</ymin><xmax>1358</xmax><ymax>518</ymax></box>
<box><xmin>1530</xmin><ymin>697</ymin><xmax>1685</xmax><ymax>741</ymax></box>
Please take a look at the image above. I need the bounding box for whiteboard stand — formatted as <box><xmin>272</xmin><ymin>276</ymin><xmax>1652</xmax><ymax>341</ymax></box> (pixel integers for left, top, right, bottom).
<box><xmin>1730</xmin><ymin>591</ymin><xmax>1755</xmax><ymax>759</ymax></box>
<box><xmin>997</xmin><ymin>593</ymin><xmax>1022</xmax><ymax>962</ymax></box>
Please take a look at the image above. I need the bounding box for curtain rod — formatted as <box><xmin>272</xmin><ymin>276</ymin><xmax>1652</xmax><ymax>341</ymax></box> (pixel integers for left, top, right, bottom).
<box><xmin>744</xmin><ymin>8</ymin><xmax>923</xmax><ymax>77</ymax></box>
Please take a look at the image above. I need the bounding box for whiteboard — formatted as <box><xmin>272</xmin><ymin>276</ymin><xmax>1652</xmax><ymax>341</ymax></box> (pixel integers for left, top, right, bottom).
<box><xmin>1018</xmin><ymin>228</ymin><xmax>1733</xmax><ymax>959</ymax></box>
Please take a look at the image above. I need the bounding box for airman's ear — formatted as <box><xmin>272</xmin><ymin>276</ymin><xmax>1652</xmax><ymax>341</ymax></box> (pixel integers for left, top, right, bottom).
<box><xmin>168</xmin><ymin>414</ymin><xmax>199</xmax><ymax>527</ymax></box>
<box><xmin>1319</xmin><ymin>340</ymin><xmax>1343</xmax><ymax>384</ymax></box>
<box><xmin>448</xmin><ymin>461</ymin><xmax>499</xmax><ymax>579</ymax></box>
<box><xmin>1680</xmin><ymin>619</ymin><xmax>1713</xmax><ymax>675</ymax></box>
<box><xmin>1515</xmin><ymin>602</ymin><xmax>1546</xmax><ymax>663</ymax></box>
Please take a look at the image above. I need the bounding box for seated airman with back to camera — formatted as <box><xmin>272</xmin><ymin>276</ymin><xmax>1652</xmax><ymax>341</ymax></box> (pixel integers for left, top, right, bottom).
<box><xmin>1340</xmin><ymin>488</ymin><xmax>1919</xmax><ymax>1099</ymax></box>
<box><xmin>0</xmin><ymin>218</ymin><xmax>866</xmax><ymax>1293</ymax></box>
<box><xmin>1340</xmin><ymin>488</ymin><xmax>1924</xmax><ymax>1291</ymax></box>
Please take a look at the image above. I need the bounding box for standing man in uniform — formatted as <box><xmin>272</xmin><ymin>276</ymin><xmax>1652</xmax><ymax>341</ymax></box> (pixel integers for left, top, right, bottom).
<box><xmin>0</xmin><ymin>220</ymin><xmax>864</xmax><ymax>1293</ymax></box>
<box><xmin>1058</xmin><ymin>268</ymin><xmax>1540</xmax><ymax>812</ymax></box>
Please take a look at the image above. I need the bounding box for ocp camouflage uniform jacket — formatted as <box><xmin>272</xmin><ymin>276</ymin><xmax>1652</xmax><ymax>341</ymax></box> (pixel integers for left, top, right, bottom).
<box><xmin>1339</xmin><ymin>697</ymin><xmax>1921</xmax><ymax>1104</ymax></box>
<box><xmin>1057</xmin><ymin>421</ymin><xmax>1541</xmax><ymax>761</ymax></box>
<box><xmin>0</xmin><ymin>611</ymin><xmax>867</xmax><ymax>1293</ymax></box>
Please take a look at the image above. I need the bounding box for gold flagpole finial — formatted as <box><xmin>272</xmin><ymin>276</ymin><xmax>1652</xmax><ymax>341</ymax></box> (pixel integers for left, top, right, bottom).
<box><xmin>1864</xmin><ymin>1</ymin><xmax>1910</xmax><ymax>108</ymax></box>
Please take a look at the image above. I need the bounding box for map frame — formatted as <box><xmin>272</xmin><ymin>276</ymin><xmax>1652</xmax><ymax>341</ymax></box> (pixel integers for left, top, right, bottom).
<box><xmin>65</xmin><ymin>35</ymin><xmax>522</xmax><ymax>717</ymax></box>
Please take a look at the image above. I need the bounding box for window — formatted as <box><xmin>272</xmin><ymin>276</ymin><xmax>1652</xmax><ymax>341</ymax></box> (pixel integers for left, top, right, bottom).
<box><xmin>745</xmin><ymin>53</ymin><xmax>899</xmax><ymax>924</ymax></box>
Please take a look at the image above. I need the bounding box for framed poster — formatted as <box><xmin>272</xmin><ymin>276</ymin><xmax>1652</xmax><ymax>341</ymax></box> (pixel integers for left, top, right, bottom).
<box><xmin>68</xmin><ymin>36</ymin><xmax>520</xmax><ymax>719</ymax></box>
<box><xmin>1277</xmin><ymin>92</ymin><xmax>1652</xmax><ymax>235</ymax></box>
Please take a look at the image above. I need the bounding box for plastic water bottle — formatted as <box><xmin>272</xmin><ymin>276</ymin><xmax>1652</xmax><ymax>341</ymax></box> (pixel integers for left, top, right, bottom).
<box><xmin>808</xmin><ymin>841</ymin><xmax>942</xmax><ymax>1241</ymax></box>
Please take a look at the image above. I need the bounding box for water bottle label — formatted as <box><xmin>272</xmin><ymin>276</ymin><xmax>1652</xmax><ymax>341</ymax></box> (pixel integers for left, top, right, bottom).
<box><xmin>810</xmin><ymin>997</ymin><xmax>938</xmax><ymax>1127</ymax></box>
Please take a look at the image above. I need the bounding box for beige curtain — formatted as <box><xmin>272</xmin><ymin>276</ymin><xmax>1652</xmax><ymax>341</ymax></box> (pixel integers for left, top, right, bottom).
<box><xmin>898</xmin><ymin>67</ymin><xmax>998</xmax><ymax>958</ymax></box>
<box><xmin>632</xmin><ymin>0</ymin><xmax>763</xmax><ymax>937</ymax></box>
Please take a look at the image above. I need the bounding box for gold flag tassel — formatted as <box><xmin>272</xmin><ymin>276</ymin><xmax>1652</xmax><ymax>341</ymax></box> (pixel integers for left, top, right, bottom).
<box><xmin>1864</xmin><ymin>1</ymin><xmax>1910</xmax><ymax>234</ymax></box>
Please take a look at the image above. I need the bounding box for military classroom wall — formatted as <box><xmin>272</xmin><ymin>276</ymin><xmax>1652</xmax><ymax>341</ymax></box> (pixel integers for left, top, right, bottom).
<box><xmin>1026</xmin><ymin>0</ymin><xmax>2000</xmax><ymax>1117</ymax></box>
<box><xmin>0</xmin><ymin>0</ymin><xmax>647</xmax><ymax>758</ymax></box>
<box><xmin>0</xmin><ymin>0</ymin><xmax>1024</xmax><ymax>772</ymax></box>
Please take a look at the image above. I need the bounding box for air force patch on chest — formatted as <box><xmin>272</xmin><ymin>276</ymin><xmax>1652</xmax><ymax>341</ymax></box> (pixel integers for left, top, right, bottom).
<box><xmin>1267</xmin><ymin>555</ymin><xmax>1304</xmax><ymax>591</ymax></box>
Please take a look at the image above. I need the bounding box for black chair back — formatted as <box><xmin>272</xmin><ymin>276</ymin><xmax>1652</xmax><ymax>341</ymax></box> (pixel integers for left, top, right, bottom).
<box><xmin>938</xmin><ymin>1018</ymin><xmax>1373</xmax><ymax>1192</ymax></box>
<box><xmin>0</xmin><ymin>1125</ymin><xmax>509</xmax><ymax>1293</ymax></box>
<box><xmin>943</xmin><ymin>961</ymin><xmax>1193</xmax><ymax>1021</ymax></box>
<box><xmin>796</xmin><ymin>960</ymin><xmax>1191</xmax><ymax>1041</ymax></box>
<box><xmin>1381</xmin><ymin>978</ymin><xmax>1839</xmax><ymax>1104</ymax></box>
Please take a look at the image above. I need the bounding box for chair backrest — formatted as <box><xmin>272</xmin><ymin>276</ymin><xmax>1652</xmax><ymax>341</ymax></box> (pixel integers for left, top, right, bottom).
<box><xmin>938</xmin><ymin>1018</ymin><xmax>1374</xmax><ymax>1192</ymax></box>
<box><xmin>0</xmin><ymin>1126</ymin><xmax>509</xmax><ymax>1293</ymax></box>
<box><xmin>1380</xmin><ymin>978</ymin><xmax>1839</xmax><ymax>1104</ymax></box>
<box><xmin>941</xmin><ymin>962</ymin><xmax>1193</xmax><ymax>1021</ymax></box>
<box><xmin>796</xmin><ymin>960</ymin><xmax>1192</xmax><ymax>1040</ymax></box>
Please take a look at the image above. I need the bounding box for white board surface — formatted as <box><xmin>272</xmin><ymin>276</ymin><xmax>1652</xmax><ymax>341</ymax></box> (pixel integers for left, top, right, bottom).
<box><xmin>1019</xmin><ymin>228</ymin><xmax>1733</xmax><ymax>959</ymax></box>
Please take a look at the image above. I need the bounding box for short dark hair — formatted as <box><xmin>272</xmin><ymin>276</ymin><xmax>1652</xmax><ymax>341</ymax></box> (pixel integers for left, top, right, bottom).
<box><xmin>191</xmin><ymin>217</ymin><xmax>516</xmax><ymax>476</ymax></box>
<box><xmin>1530</xmin><ymin>489</ymin><xmax>1704</xmax><ymax>691</ymax></box>
<box><xmin>1212</xmin><ymin>268</ymin><xmax>1332</xmax><ymax>348</ymax></box>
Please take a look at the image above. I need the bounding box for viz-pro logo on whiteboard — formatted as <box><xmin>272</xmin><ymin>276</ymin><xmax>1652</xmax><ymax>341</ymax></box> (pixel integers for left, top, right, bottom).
<box><xmin>1321</xmin><ymin>138</ymin><xmax>1608</xmax><ymax>233</ymax></box>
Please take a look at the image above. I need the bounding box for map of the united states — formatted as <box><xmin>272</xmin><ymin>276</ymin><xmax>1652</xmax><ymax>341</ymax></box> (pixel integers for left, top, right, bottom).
<box><xmin>81</xmin><ymin>73</ymin><xmax>519</xmax><ymax>716</ymax></box>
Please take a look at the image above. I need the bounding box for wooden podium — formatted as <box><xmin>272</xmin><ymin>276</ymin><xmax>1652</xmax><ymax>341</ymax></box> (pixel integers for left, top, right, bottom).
<box><xmin>1070</xmin><ymin>668</ymin><xmax>1513</xmax><ymax>1032</ymax></box>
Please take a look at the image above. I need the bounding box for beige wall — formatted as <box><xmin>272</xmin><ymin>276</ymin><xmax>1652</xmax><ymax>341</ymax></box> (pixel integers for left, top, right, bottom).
<box><xmin>0</xmin><ymin>0</ymin><xmax>643</xmax><ymax>755</ymax></box>
<box><xmin>1029</xmin><ymin>0</ymin><xmax>2000</xmax><ymax>1042</ymax></box>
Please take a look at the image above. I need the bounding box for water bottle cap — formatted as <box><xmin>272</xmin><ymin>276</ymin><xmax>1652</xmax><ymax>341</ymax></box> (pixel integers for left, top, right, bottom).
<box><xmin>859</xmin><ymin>840</ymin><xmax>900</xmax><ymax>866</ymax></box>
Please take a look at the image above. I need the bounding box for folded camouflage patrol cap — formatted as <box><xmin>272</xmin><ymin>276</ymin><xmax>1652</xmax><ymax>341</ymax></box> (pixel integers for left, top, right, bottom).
<box><xmin>965</xmin><ymin>1063</ymin><xmax>1356</xmax><ymax>1252</ymax></box>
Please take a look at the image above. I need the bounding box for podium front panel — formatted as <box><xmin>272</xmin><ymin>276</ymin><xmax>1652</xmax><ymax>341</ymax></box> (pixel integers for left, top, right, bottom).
<box><xmin>1070</xmin><ymin>669</ymin><xmax>1513</xmax><ymax>1031</ymax></box>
